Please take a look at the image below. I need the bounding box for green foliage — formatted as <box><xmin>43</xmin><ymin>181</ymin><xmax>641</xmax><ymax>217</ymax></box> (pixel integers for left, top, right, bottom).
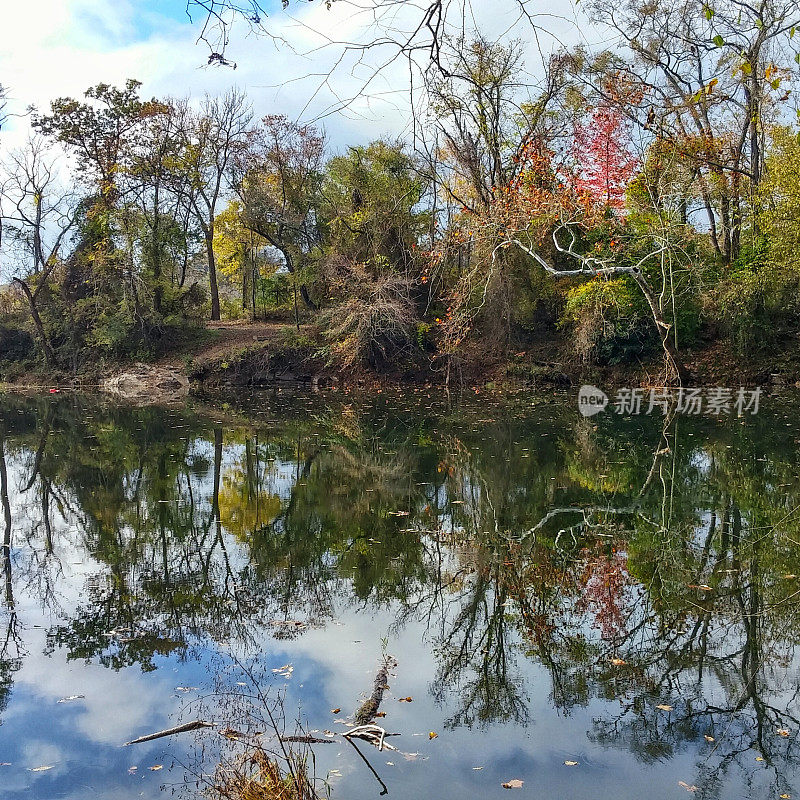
<box><xmin>322</xmin><ymin>140</ymin><xmax>428</xmax><ymax>286</ymax></box>
<box><xmin>710</xmin><ymin>257</ymin><xmax>800</xmax><ymax>354</ymax></box>
<box><xmin>562</xmin><ymin>277</ymin><xmax>655</xmax><ymax>364</ymax></box>
<box><xmin>0</xmin><ymin>326</ymin><xmax>34</xmax><ymax>362</ymax></box>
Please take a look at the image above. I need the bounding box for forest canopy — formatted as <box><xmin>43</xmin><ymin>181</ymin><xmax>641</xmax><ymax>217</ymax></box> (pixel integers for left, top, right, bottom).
<box><xmin>2</xmin><ymin>0</ymin><xmax>800</xmax><ymax>383</ymax></box>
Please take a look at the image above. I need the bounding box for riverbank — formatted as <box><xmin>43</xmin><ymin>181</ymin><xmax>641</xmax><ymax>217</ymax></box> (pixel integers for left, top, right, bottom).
<box><xmin>2</xmin><ymin>317</ymin><xmax>800</xmax><ymax>395</ymax></box>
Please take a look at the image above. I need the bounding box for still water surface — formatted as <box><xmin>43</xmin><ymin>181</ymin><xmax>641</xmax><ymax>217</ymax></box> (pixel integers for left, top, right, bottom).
<box><xmin>1</xmin><ymin>389</ymin><xmax>799</xmax><ymax>799</ymax></box>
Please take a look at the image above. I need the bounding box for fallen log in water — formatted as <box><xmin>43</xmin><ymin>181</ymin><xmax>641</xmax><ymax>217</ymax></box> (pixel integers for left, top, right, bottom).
<box><xmin>124</xmin><ymin>720</ymin><xmax>215</xmax><ymax>746</ymax></box>
<box><xmin>354</xmin><ymin>655</ymin><xmax>397</xmax><ymax>725</ymax></box>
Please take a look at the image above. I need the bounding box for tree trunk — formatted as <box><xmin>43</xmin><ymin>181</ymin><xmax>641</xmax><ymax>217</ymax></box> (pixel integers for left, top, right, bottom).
<box><xmin>243</xmin><ymin>247</ymin><xmax>252</xmax><ymax>313</ymax></box>
<box><xmin>631</xmin><ymin>270</ymin><xmax>688</xmax><ymax>386</ymax></box>
<box><xmin>12</xmin><ymin>278</ymin><xmax>55</xmax><ymax>368</ymax></box>
<box><xmin>206</xmin><ymin>229</ymin><xmax>221</xmax><ymax>321</ymax></box>
<box><xmin>276</xmin><ymin>245</ymin><xmax>318</xmax><ymax>311</ymax></box>
<box><xmin>152</xmin><ymin>181</ymin><xmax>163</xmax><ymax>315</ymax></box>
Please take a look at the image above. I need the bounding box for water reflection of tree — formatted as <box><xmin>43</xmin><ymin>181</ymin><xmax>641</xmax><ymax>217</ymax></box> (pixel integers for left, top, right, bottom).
<box><xmin>423</xmin><ymin>410</ymin><xmax>800</xmax><ymax>797</ymax></box>
<box><xmin>0</xmin><ymin>430</ymin><xmax>24</xmax><ymax>720</ymax></box>
<box><xmin>3</xmin><ymin>393</ymin><xmax>800</xmax><ymax>798</ymax></box>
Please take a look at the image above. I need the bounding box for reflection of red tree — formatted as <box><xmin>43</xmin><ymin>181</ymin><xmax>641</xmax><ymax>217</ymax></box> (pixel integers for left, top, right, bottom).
<box><xmin>576</xmin><ymin>547</ymin><xmax>630</xmax><ymax>640</ymax></box>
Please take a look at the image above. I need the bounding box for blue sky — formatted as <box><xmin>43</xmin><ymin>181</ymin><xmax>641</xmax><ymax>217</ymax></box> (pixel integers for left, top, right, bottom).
<box><xmin>0</xmin><ymin>1</ymin><xmax>586</xmax><ymax>154</ymax></box>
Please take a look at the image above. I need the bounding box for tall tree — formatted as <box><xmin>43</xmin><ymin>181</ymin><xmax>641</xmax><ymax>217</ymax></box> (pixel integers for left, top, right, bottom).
<box><xmin>175</xmin><ymin>89</ymin><xmax>253</xmax><ymax>321</ymax></box>
<box><xmin>573</xmin><ymin>104</ymin><xmax>638</xmax><ymax>214</ymax></box>
<box><xmin>0</xmin><ymin>137</ymin><xmax>79</xmax><ymax>366</ymax></box>
<box><xmin>585</xmin><ymin>0</ymin><xmax>800</xmax><ymax>263</ymax></box>
<box><xmin>233</xmin><ymin>114</ymin><xmax>324</xmax><ymax>312</ymax></box>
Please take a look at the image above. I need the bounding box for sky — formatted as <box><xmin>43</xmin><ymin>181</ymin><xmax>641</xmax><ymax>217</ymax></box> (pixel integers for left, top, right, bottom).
<box><xmin>0</xmin><ymin>0</ymin><xmax>590</xmax><ymax>153</ymax></box>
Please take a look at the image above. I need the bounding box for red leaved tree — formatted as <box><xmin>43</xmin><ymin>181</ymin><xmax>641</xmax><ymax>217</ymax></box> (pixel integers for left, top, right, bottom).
<box><xmin>573</xmin><ymin>105</ymin><xmax>638</xmax><ymax>214</ymax></box>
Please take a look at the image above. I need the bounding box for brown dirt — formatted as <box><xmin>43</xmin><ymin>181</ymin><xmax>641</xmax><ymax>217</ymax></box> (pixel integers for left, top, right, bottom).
<box><xmin>156</xmin><ymin>320</ymin><xmax>300</xmax><ymax>372</ymax></box>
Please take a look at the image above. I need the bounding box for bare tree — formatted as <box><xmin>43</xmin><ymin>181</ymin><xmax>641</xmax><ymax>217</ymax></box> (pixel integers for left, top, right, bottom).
<box><xmin>0</xmin><ymin>136</ymin><xmax>78</xmax><ymax>366</ymax></box>
<box><xmin>175</xmin><ymin>89</ymin><xmax>253</xmax><ymax>320</ymax></box>
<box><xmin>184</xmin><ymin>1</ymin><xmax>562</xmax><ymax>119</ymax></box>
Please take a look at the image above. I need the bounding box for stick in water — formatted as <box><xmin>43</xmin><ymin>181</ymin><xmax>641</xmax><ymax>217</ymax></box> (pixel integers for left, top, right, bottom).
<box><xmin>124</xmin><ymin>721</ymin><xmax>215</xmax><ymax>746</ymax></box>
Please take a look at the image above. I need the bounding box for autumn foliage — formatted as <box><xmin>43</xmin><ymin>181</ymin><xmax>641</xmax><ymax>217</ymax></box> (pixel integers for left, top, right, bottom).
<box><xmin>573</xmin><ymin>105</ymin><xmax>638</xmax><ymax>214</ymax></box>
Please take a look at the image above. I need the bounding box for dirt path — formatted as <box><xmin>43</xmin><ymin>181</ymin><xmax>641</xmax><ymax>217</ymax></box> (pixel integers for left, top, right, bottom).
<box><xmin>157</xmin><ymin>320</ymin><xmax>298</xmax><ymax>371</ymax></box>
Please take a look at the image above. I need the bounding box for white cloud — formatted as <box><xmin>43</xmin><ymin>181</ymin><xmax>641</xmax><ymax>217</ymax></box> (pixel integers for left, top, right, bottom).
<box><xmin>0</xmin><ymin>0</ymin><xmax>594</xmax><ymax>156</ymax></box>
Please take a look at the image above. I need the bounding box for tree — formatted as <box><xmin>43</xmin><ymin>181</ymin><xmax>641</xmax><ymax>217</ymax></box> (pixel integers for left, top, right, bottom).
<box><xmin>30</xmin><ymin>81</ymin><xmax>168</xmax><ymax>361</ymax></box>
<box><xmin>175</xmin><ymin>89</ymin><xmax>253</xmax><ymax>320</ymax></box>
<box><xmin>424</xmin><ymin>41</ymin><xmax>581</xmax><ymax>363</ymax></box>
<box><xmin>233</xmin><ymin>114</ymin><xmax>324</xmax><ymax>312</ymax></box>
<box><xmin>32</xmin><ymin>80</ymin><xmax>158</xmax><ymax>215</ymax></box>
<box><xmin>213</xmin><ymin>201</ymin><xmax>268</xmax><ymax>315</ymax></box>
<box><xmin>585</xmin><ymin>0</ymin><xmax>800</xmax><ymax>264</ymax></box>
<box><xmin>469</xmin><ymin>142</ymin><xmax>689</xmax><ymax>382</ymax></box>
<box><xmin>573</xmin><ymin>104</ymin><xmax>638</xmax><ymax>214</ymax></box>
<box><xmin>0</xmin><ymin>137</ymin><xmax>79</xmax><ymax>366</ymax></box>
<box><xmin>317</xmin><ymin>140</ymin><xmax>429</xmax><ymax>366</ymax></box>
<box><xmin>128</xmin><ymin>99</ymin><xmax>192</xmax><ymax>314</ymax></box>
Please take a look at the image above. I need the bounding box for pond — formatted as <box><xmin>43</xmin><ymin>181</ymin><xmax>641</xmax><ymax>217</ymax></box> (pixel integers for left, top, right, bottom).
<box><xmin>1</xmin><ymin>388</ymin><xmax>800</xmax><ymax>800</ymax></box>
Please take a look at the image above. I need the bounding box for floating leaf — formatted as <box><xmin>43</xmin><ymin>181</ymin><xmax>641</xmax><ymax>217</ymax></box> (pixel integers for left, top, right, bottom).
<box><xmin>610</xmin><ymin>658</ymin><xmax>626</xmax><ymax>666</ymax></box>
<box><xmin>29</xmin><ymin>765</ymin><xmax>54</xmax><ymax>772</ymax></box>
<box><xmin>398</xmin><ymin>697</ymin><xmax>413</xmax><ymax>702</ymax></box>
<box><xmin>331</xmin><ymin>708</ymin><xmax>341</xmax><ymax>714</ymax></box>
<box><xmin>149</xmin><ymin>765</ymin><xmax>163</xmax><ymax>771</ymax></box>
<box><xmin>375</xmin><ymin>712</ymin><xmax>387</xmax><ymax>718</ymax></box>
<box><xmin>656</xmin><ymin>704</ymin><xmax>674</xmax><ymax>711</ymax></box>
<box><xmin>678</xmin><ymin>781</ymin><xmax>698</xmax><ymax>792</ymax></box>
<box><xmin>564</xmin><ymin>760</ymin><xmax>579</xmax><ymax>766</ymax></box>
<box><xmin>777</xmin><ymin>729</ymin><xmax>790</xmax><ymax>737</ymax></box>
<box><xmin>429</xmin><ymin>732</ymin><xmax>438</xmax><ymax>740</ymax></box>
<box><xmin>704</xmin><ymin>735</ymin><xmax>715</xmax><ymax>742</ymax></box>
<box><xmin>502</xmin><ymin>779</ymin><xmax>524</xmax><ymax>789</ymax></box>
<box><xmin>57</xmin><ymin>695</ymin><xmax>85</xmax><ymax>703</ymax></box>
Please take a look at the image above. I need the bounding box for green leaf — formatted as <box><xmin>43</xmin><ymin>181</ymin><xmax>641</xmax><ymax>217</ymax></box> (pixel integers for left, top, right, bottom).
<box><xmin>713</xmin><ymin>35</ymin><xmax>724</xmax><ymax>47</ymax></box>
<box><xmin>703</xmin><ymin>5</ymin><xmax>714</xmax><ymax>20</ymax></box>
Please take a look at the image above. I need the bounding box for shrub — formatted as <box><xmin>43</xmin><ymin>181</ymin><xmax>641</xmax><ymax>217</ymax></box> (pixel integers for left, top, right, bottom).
<box><xmin>0</xmin><ymin>326</ymin><xmax>35</xmax><ymax>362</ymax></box>
<box><xmin>561</xmin><ymin>277</ymin><xmax>655</xmax><ymax>364</ymax></box>
<box><xmin>321</xmin><ymin>274</ymin><xmax>417</xmax><ymax>369</ymax></box>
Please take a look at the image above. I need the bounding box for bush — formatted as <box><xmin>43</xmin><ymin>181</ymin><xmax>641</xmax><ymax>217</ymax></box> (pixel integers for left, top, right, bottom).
<box><xmin>561</xmin><ymin>277</ymin><xmax>655</xmax><ymax>364</ymax></box>
<box><xmin>0</xmin><ymin>326</ymin><xmax>35</xmax><ymax>362</ymax></box>
<box><xmin>321</xmin><ymin>274</ymin><xmax>417</xmax><ymax>369</ymax></box>
<box><xmin>710</xmin><ymin>262</ymin><xmax>800</xmax><ymax>355</ymax></box>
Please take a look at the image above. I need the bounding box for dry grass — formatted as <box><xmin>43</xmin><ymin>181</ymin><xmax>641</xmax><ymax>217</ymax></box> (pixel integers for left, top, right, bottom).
<box><xmin>211</xmin><ymin>750</ymin><xmax>317</xmax><ymax>800</ymax></box>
